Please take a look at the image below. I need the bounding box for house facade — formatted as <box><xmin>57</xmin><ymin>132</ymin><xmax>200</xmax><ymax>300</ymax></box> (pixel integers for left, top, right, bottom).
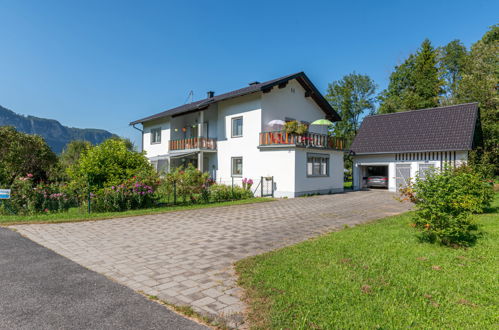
<box><xmin>350</xmin><ymin>103</ymin><xmax>482</xmax><ymax>192</ymax></box>
<box><xmin>130</xmin><ymin>72</ymin><xmax>346</xmax><ymax>198</ymax></box>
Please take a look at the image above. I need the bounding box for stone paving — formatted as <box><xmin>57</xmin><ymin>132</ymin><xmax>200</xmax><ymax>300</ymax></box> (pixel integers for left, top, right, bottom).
<box><xmin>12</xmin><ymin>191</ymin><xmax>411</xmax><ymax>327</ymax></box>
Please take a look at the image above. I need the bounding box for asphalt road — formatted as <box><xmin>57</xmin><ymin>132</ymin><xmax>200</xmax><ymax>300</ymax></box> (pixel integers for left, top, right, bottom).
<box><xmin>0</xmin><ymin>228</ymin><xmax>207</xmax><ymax>330</ymax></box>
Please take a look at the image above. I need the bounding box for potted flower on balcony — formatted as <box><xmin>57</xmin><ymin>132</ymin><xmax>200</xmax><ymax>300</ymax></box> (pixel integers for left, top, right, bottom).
<box><xmin>284</xmin><ymin>121</ymin><xmax>309</xmax><ymax>144</ymax></box>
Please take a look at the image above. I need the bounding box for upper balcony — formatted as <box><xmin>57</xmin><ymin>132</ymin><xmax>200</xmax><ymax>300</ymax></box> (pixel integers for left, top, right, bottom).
<box><xmin>259</xmin><ymin>131</ymin><xmax>348</xmax><ymax>151</ymax></box>
<box><xmin>169</xmin><ymin>137</ymin><xmax>217</xmax><ymax>152</ymax></box>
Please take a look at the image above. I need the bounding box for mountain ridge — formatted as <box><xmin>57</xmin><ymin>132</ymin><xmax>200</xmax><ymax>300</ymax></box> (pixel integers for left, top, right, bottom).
<box><xmin>0</xmin><ymin>105</ymin><xmax>117</xmax><ymax>153</ymax></box>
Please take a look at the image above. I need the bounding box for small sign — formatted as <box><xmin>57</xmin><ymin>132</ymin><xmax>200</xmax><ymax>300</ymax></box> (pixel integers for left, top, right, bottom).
<box><xmin>0</xmin><ymin>189</ymin><xmax>11</xmax><ymax>199</ymax></box>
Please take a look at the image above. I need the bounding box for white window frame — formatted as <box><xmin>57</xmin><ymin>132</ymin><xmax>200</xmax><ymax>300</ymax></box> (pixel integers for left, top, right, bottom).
<box><xmin>231</xmin><ymin>116</ymin><xmax>243</xmax><ymax>138</ymax></box>
<box><xmin>307</xmin><ymin>153</ymin><xmax>329</xmax><ymax>177</ymax></box>
<box><xmin>231</xmin><ymin>157</ymin><xmax>243</xmax><ymax>177</ymax></box>
<box><xmin>150</xmin><ymin>127</ymin><xmax>161</xmax><ymax>144</ymax></box>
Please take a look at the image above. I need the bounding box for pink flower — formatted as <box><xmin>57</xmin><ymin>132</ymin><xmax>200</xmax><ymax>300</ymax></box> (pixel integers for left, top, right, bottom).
<box><xmin>27</xmin><ymin>173</ymin><xmax>33</xmax><ymax>178</ymax></box>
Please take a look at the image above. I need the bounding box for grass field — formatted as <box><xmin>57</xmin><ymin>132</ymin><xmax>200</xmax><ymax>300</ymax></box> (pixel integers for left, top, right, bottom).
<box><xmin>236</xmin><ymin>194</ymin><xmax>499</xmax><ymax>329</ymax></box>
<box><xmin>0</xmin><ymin>198</ymin><xmax>273</xmax><ymax>226</ymax></box>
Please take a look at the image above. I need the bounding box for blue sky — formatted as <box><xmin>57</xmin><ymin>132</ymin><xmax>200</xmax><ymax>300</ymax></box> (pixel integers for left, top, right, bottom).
<box><xmin>0</xmin><ymin>0</ymin><xmax>497</xmax><ymax>145</ymax></box>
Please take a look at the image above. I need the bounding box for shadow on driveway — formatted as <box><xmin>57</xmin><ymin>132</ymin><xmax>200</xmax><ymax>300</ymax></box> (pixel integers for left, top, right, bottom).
<box><xmin>0</xmin><ymin>228</ymin><xmax>206</xmax><ymax>330</ymax></box>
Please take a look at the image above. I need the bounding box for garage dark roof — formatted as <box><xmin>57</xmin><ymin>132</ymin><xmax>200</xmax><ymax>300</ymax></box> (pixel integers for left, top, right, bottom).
<box><xmin>130</xmin><ymin>72</ymin><xmax>340</xmax><ymax>125</ymax></box>
<box><xmin>350</xmin><ymin>103</ymin><xmax>481</xmax><ymax>154</ymax></box>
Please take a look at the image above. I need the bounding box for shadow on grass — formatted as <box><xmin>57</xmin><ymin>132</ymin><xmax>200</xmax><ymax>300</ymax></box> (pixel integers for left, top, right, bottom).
<box><xmin>483</xmin><ymin>205</ymin><xmax>498</xmax><ymax>214</ymax></box>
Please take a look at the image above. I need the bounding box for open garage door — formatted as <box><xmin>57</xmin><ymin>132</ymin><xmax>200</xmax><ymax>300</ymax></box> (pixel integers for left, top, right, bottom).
<box><xmin>360</xmin><ymin>165</ymin><xmax>389</xmax><ymax>189</ymax></box>
<box><xmin>395</xmin><ymin>164</ymin><xmax>411</xmax><ymax>191</ymax></box>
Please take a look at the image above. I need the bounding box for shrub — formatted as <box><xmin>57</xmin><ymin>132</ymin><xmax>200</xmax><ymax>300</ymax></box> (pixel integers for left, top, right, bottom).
<box><xmin>89</xmin><ymin>177</ymin><xmax>159</xmax><ymax>212</ymax></box>
<box><xmin>159</xmin><ymin>165</ymin><xmax>210</xmax><ymax>203</ymax></box>
<box><xmin>209</xmin><ymin>184</ymin><xmax>253</xmax><ymax>202</ymax></box>
<box><xmin>0</xmin><ymin>126</ymin><xmax>58</xmax><ymax>187</ymax></box>
<box><xmin>1</xmin><ymin>175</ymin><xmax>74</xmax><ymax>215</ymax></box>
<box><xmin>68</xmin><ymin>138</ymin><xmax>157</xmax><ymax>190</ymax></box>
<box><xmin>401</xmin><ymin>164</ymin><xmax>494</xmax><ymax>247</ymax></box>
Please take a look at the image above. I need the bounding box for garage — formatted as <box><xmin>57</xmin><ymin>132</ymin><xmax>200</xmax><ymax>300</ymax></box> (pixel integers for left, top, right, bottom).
<box><xmin>349</xmin><ymin>103</ymin><xmax>481</xmax><ymax>192</ymax></box>
<box><xmin>359</xmin><ymin>165</ymin><xmax>389</xmax><ymax>189</ymax></box>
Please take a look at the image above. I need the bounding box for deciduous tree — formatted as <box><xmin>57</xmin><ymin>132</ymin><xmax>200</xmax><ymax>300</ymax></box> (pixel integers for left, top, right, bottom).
<box><xmin>456</xmin><ymin>25</ymin><xmax>499</xmax><ymax>174</ymax></box>
<box><xmin>326</xmin><ymin>72</ymin><xmax>377</xmax><ymax>140</ymax></box>
<box><xmin>0</xmin><ymin>126</ymin><xmax>57</xmax><ymax>187</ymax></box>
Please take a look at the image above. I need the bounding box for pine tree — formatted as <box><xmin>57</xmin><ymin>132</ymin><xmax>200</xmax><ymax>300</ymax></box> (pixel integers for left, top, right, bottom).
<box><xmin>378</xmin><ymin>39</ymin><xmax>443</xmax><ymax>113</ymax></box>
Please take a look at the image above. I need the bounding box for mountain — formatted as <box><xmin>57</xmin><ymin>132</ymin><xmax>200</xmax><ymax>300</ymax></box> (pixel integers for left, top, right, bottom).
<box><xmin>0</xmin><ymin>105</ymin><xmax>117</xmax><ymax>154</ymax></box>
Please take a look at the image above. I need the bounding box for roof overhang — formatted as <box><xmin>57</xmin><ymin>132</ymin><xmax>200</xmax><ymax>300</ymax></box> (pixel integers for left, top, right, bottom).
<box><xmin>130</xmin><ymin>72</ymin><xmax>341</xmax><ymax>125</ymax></box>
<box><xmin>351</xmin><ymin>148</ymin><xmax>471</xmax><ymax>155</ymax></box>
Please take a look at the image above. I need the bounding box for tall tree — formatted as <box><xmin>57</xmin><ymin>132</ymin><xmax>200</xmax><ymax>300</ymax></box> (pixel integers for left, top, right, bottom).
<box><xmin>60</xmin><ymin>140</ymin><xmax>92</xmax><ymax>170</ymax></box>
<box><xmin>378</xmin><ymin>39</ymin><xmax>443</xmax><ymax>113</ymax></box>
<box><xmin>0</xmin><ymin>126</ymin><xmax>58</xmax><ymax>186</ymax></box>
<box><xmin>456</xmin><ymin>25</ymin><xmax>499</xmax><ymax>174</ymax></box>
<box><xmin>439</xmin><ymin>39</ymin><xmax>468</xmax><ymax>103</ymax></box>
<box><xmin>325</xmin><ymin>72</ymin><xmax>377</xmax><ymax>140</ymax></box>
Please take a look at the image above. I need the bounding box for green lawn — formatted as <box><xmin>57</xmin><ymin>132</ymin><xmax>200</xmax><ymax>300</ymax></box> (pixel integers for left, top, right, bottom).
<box><xmin>343</xmin><ymin>181</ymin><xmax>352</xmax><ymax>189</ymax></box>
<box><xmin>0</xmin><ymin>198</ymin><xmax>273</xmax><ymax>226</ymax></box>
<box><xmin>236</xmin><ymin>194</ymin><xmax>499</xmax><ymax>329</ymax></box>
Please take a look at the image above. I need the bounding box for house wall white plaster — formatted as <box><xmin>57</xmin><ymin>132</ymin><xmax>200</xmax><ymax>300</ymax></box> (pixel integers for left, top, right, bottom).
<box><xmin>261</xmin><ymin>79</ymin><xmax>326</xmax><ymax>132</ymax></box>
<box><xmin>142</xmin><ymin>118</ymin><xmax>170</xmax><ymax>158</ymax></box>
<box><xmin>295</xmin><ymin>149</ymin><xmax>344</xmax><ymax>196</ymax></box>
<box><xmin>216</xmin><ymin>93</ymin><xmax>263</xmax><ymax>185</ymax></box>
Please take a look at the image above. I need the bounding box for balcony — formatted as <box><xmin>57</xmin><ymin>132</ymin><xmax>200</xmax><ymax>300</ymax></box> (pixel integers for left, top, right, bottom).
<box><xmin>259</xmin><ymin>131</ymin><xmax>347</xmax><ymax>150</ymax></box>
<box><xmin>169</xmin><ymin>137</ymin><xmax>217</xmax><ymax>152</ymax></box>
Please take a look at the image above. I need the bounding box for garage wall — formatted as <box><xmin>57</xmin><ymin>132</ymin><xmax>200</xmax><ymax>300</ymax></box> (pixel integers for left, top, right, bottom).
<box><xmin>353</xmin><ymin>154</ymin><xmax>395</xmax><ymax>190</ymax></box>
<box><xmin>353</xmin><ymin>151</ymin><xmax>469</xmax><ymax>192</ymax></box>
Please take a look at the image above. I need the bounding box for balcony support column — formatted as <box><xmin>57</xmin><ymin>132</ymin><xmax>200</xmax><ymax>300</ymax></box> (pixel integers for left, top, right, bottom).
<box><xmin>198</xmin><ymin>110</ymin><xmax>204</xmax><ymax>138</ymax></box>
<box><xmin>198</xmin><ymin>151</ymin><xmax>204</xmax><ymax>172</ymax></box>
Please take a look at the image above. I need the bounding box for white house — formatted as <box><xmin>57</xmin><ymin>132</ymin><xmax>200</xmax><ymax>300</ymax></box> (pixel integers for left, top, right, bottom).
<box><xmin>350</xmin><ymin>103</ymin><xmax>482</xmax><ymax>192</ymax></box>
<box><xmin>130</xmin><ymin>72</ymin><xmax>347</xmax><ymax>198</ymax></box>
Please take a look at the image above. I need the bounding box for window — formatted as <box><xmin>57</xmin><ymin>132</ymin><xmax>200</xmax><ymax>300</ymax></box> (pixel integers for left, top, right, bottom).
<box><xmin>231</xmin><ymin>157</ymin><xmax>243</xmax><ymax>176</ymax></box>
<box><xmin>231</xmin><ymin>117</ymin><xmax>243</xmax><ymax>137</ymax></box>
<box><xmin>418</xmin><ymin>163</ymin><xmax>435</xmax><ymax>180</ymax></box>
<box><xmin>151</xmin><ymin>128</ymin><xmax>161</xmax><ymax>144</ymax></box>
<box><xmin>307</xmin><ymin>153</ymin><xmax>329</xmax><ymax>177</ymax></box>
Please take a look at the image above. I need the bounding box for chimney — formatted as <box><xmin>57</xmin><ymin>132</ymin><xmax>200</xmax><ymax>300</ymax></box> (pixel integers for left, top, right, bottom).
<box><xmin>248</xmin><ymin>81</ymin><xmax>260</xmax><ymax>86</ymax></box>
<box><xmin>207</xmin><ymin>91</ymin><xmax>215</xmax><ymax>98</ymax></box>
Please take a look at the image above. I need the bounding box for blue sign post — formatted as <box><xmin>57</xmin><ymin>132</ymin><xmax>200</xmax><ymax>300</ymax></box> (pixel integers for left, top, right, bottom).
<box><xmin>0</xmin><ymin>189</ymin><xmax>11</xmax><ymax>199</ymax></box>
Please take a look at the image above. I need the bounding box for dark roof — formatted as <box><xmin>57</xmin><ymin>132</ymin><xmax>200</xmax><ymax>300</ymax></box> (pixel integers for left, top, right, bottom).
<box><xmin>130</xmin><ymin>72</ymin><xmax>340</xmax><ymax>125</ymax></box>
<box><xmin>350</xmin><ymin>103</ymin><xmax>480</xmax><ymax>154</ymax></box>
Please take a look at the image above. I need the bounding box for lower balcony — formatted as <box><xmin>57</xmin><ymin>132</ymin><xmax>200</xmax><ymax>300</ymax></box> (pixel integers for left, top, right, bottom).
<box><xmin>169</xmin><ymin>137</ymin><xmax>217</xmax><ymax>152</ymax></box>
<box><xmin>259</xmin><ymin>131</ymin><xmax>347</xmax><ymax>150</ymax></box>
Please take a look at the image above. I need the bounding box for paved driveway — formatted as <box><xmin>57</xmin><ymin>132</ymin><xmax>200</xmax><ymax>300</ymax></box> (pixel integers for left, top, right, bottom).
<box><xmin>13</xmin><ymin>191</ymin><xmax>411</xmax><ymax>326</ymax></box>
<box><xmin>0</xmin><ymin>228</ymin><xmax>205</xmax><ymax>330</ymax></box>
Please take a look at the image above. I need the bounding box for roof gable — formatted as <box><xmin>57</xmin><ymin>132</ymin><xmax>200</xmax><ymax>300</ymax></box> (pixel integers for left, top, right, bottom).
<box><xmin>130</xmin><ymin>72</ymin><xmax>340</xmax><ymax>125</ymax></box>
<box><xmin>350</xmin><ymin>103</ymin><xmax>480</xmax><ymax>154</ymax></box>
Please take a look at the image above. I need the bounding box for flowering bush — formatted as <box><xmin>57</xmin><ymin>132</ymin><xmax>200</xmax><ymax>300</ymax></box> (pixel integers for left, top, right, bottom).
<box><xmin>242</xmin><ymin>178</ymin><xmax>254</xmax><ymax>190</ymax></box>
<box><xmin>159</xmin><ymin>165</ymin><xmax>210</xmax><ymax>203</ymax></box>
<box><xmin>89</xmin><ymin>177</ymin><xmax>158</xmax><ymax>212</ymax></box>
<box><xmin>0</xmin><ymin>174</ymin><xmax>74</xmax><ymax>215</ymax></box>
<box><xmin>400</xmin><ymin>165</ymin><xmax>494</xmax><ymax>247</ymax></box>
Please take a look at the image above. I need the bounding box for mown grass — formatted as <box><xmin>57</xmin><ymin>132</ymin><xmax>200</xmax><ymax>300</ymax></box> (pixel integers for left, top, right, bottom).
<box><xmin>0</xmin><ymin>197</ymin><xmax>273</xmax><ymax>226</ymax></box>
<box><xmin>236</xmin><ymin>194</ymin><xmax>499</xmax><ymax>329</ymax></box>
